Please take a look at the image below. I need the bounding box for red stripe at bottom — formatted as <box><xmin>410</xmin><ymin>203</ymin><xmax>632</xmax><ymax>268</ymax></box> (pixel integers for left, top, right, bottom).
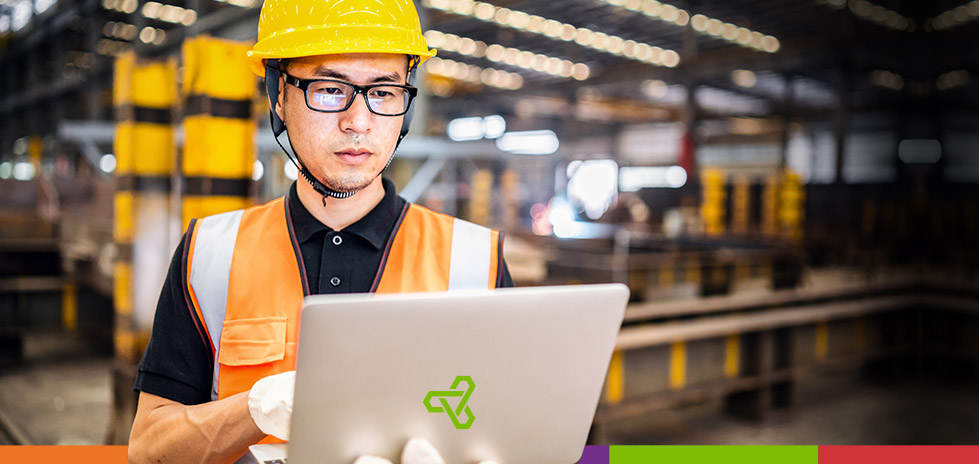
<box><xmin>820</xmin><ymin>446</ymin><xmax>979</xmax><ymax>464</ymax></box>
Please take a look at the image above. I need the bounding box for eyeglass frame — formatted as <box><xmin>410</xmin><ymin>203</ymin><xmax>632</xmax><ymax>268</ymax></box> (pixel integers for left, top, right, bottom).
<box><xmin>281</xmin><ymin>72</ymin><xmax>418</xmax><ymax>117</ymax></box>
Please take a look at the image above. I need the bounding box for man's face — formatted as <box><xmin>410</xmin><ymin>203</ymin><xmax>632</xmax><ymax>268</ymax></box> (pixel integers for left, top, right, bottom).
<box><xmin>276</xmin><ymin>53</ymin><xmax>408</xmax><ymax>194</ymax></box>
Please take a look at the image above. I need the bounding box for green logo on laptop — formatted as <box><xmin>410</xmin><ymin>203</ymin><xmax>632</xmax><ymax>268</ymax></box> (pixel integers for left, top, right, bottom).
<box><xmin>424</xmin><ymin>376</ymin><xmax>475</xmax><ymax>429</ymax></box>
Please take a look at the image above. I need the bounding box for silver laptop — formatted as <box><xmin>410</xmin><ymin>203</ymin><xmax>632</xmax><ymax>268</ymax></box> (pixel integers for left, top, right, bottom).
<box><xmin>287</xmin><ymin>284</ymin><xmax>629</xmax><ymax>464</ymax></box>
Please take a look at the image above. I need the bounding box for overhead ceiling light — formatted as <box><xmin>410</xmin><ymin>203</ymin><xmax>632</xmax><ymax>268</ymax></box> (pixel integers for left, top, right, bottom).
<box><xmin>870</xmin><ymin>69</ymin><xmax>904</xmax><ymax>91</ymax></box>
<box><xmin>447</xmin><ymin>115</ymin><xmax>507</xmax><ymax>141</ymax></box>
<box><xmin>898</xmin><ymin>139</ymin><xmax>941</xmax><ymax>164</ymax></box>
<box><xmin>936</xmin><ymin>70</ymin><xmax>969</xmax><ymax>91</ymax></box>
<box><xmin>423</xmin><ymin>0</ymin><xmax>680</xmax><ymax>69</ymax></box>
<box><xmin>731</xmin><ymin>69</ymin><xmax>757</xmax><ymax>88</ymax></box>
<box><xmin>599</xmin><ymin>0</ymin><xmax>779</xmax><ymax>53</ymax></box>
<box><xmin>821</xmin><ymin>0</ymin><xmax>913</xmax><ymax>31</ymax></box>
<box><xmin>619</xmin><ymin>165</ymin><xmax>687</xmax><ymax>191</ymax></box>
<box><xmin>641</xmin><ymin>79</ymin><xmax>668</xmax><ymax>98</ymax></box>
<box><xmin>141</xmin><ymin>2</ymin><xmax>198</xmax><ymax>25</ymax></box>
<box><xmin>425</xmin><ymin>30</ymin><xmax>589</xmax><ymax>80</ymax></box>
<box><xmin>447</xmin><ymin>117</ymin><xmax>485</xmax><ymax>141</ymax></box>
<box><xmin>495</xmin><ymin>130</ymin><xmax>560</xmax><ymax>155</ymax></box>
<box><xmin>100</xmin><ymin>154</ymin><xmax>117</xmax><ymax>173</ymax></box>
<box><xmin>928</xmin><ymin>1</ymin><xmax>979</xmax><ymax>31</ymax></box>
<box><xmin>425</xmin><ymin>57</ymin><xmax>524</xmax><ymax>90</ymax></box>
<box><xmin>34</xmin><ymin>0</ymin><xmax>56</xmax><ymax>14</ymax></box>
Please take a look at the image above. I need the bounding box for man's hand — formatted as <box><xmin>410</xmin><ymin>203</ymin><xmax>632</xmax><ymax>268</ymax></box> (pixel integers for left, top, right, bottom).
<box><xmin>353</xmin><ymin>438</ymin><xmax>499</xmax><ymax>464</ymax></box>
<box><xmin>247</xmin><ymin>370</ymin><xmax>295</xmax><ymax>440</ymax></box>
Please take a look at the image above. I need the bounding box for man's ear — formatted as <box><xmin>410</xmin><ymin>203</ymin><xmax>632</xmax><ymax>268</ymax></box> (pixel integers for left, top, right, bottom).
<box><xmin>275</xmin><ymin>76</ymin><xmax>286</xmax><ymax>123</ymax></box>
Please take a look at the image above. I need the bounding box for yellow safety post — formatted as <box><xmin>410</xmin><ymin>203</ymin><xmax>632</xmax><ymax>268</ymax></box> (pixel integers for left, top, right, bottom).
<box><xmin>731</xmin><ymin>175</ymin><xmax>750</xmax><ymax>235</ymax></box>
<box><xmin>469</xmin><ymin>169</ymin><xmax>493</xmax><ymax>226</ymax></box>
<box><xmin>778</xmin><ymin>170</ymin><xmax>805</xmax><ymax>243</ymax></box>
<box><xmin>669</xmin><ymin>341</ymin><xmax>687</xmax><ymax>390</ymax></box>
<box><xmin>28</xmin><ymin>136</ymin><xmax>41</xmax><ymax>169</ymax></box>
<box><xmin>181</xmin><ymin>36</ymin><xmax>256</xmax><ymax>227</ymax></box>
<box><xmin>700</xmin><ymin>169</ymin><xmax>726</xmax><ymax>236</ymax></box>
<box><xmin>724</xmin><ymin>334</ymin><xmax>740</xmax><ymax>378</ymax></box>
<box><xmin>27</xmin><ymin>136</ymin><xmax>54</xmax><ymax>236</ymax></box>
<box><xmin>815</xmin><ymin>321</ymin><xmax>829</xmax><ymax>361</ymax></box>
<box><xmin>604</xmin><ymin>350</ymin><xmax>624</xmax><ymax>404</ymax></box>
<box><xmin>61</xmin><ymin>282</ymin><xmax>77</xmax><ymax>332</ymax></box>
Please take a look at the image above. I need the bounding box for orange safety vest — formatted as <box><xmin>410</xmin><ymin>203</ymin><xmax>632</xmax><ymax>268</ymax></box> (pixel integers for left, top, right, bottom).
<box><xmin>183</xmin><ymin>193</ymin><xmax>501</xmax><ymax>443</ymax></box>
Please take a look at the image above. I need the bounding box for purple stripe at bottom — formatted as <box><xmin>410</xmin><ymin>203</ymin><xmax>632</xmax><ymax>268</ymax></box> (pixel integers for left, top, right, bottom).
<box><xmin>577</xmin><ymin>445</ymin><xmax>609</xmax><ymax>464</ymax></box>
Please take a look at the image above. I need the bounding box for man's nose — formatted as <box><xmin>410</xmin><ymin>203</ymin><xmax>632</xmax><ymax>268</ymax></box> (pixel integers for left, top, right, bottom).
<box><xmin>339</xmin><ymin>93</ymin><xmax>372</xmax><ymax>134</ymax></box>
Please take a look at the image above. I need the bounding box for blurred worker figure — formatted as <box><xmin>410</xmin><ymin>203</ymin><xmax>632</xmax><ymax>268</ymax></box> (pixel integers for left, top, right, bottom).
<box><xmin>127</xmin><ymin>1</ymin><xmax>512</xmax><ymax>462</ymax></box>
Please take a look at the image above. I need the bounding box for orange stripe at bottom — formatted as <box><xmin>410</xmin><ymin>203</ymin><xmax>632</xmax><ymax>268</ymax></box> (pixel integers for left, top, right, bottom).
<box><xmin>0</xmin><ymin>446</ymin><xmax>128</xmax><ymax>463</ymax></box>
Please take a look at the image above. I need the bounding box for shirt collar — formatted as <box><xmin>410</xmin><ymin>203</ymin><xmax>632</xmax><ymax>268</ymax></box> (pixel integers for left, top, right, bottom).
<box><xmin>288</xmin><ymin>177</ymin><xmax>406</xmax><ymax>250</ymax></box>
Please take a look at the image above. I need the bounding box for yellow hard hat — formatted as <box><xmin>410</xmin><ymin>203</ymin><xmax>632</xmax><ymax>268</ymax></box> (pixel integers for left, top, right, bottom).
<box><xmin>246</xmin><ymin>0</ymin><xmax>437</xmax><ymax>77</ymax></box>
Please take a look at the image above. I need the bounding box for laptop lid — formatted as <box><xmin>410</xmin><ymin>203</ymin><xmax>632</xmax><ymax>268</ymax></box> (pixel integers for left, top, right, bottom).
<box><xmin>287</xmin><ymin>284</ymin><xmax>629</xmax><ymax>464</ymax></box>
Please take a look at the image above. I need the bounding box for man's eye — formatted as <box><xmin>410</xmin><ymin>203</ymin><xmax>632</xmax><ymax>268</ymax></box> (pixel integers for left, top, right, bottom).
<box><xmin>313</xmin><ymin>93</ymin><xmax>345</xmax><ymax>107</ymax></box>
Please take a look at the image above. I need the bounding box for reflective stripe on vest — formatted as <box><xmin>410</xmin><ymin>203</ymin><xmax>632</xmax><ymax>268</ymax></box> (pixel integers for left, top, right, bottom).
<box><xmin>186</xmin><ymin>209</ymin><xmax>244</xmax><ymax>401</ymax></box>
<box><xmin>186</xmin><ymin>198</ymin><xmax>501</xmax><ymax>404</ymax></box>
<box><xmin>448</xmin><ymin>218</ymin><xmax>492</xmax><ymax>290</ymax></box>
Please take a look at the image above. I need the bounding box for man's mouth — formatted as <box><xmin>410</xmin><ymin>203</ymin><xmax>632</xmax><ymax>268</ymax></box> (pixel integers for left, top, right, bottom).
<box><xmin>334</xmin><ymin>148</ymin><xmax>373</xmax><ymax>164</ymax></box>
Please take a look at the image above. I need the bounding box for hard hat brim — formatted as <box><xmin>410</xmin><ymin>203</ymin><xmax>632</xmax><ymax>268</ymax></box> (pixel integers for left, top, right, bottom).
<box><xmin>247</xmin><ymin>25</ymin><xmax>437</xmax><ymax>77</ymax></box>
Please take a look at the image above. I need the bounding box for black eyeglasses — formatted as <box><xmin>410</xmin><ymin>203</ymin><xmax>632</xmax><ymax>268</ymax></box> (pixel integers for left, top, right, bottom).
<box><xmin>283</xmin><ymin>73</ymin><xmax>417</xmax><ymax>117</ymax></box>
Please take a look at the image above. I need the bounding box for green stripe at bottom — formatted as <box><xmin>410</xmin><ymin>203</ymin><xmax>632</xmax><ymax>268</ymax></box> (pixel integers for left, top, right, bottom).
<box><xmin>609</xmin><ymin>445</ymin><xmax>819</xmax><ymax>464</ymax></box>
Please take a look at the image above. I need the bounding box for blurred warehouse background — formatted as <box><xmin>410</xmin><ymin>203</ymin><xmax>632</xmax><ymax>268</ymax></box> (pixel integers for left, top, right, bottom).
<box><xmin>1</xmin><ymin>0</ymin><xmax>978</xmax><ymax>447</ymax></box>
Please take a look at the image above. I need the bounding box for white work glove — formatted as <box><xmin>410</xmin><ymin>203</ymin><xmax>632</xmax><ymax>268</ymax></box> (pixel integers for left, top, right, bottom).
<box><xmin>352</xmin><ymin>438</ymin><xmax>499</xmax><ymax>464</ymax></box>
<box><xmin>247</xmin><ymin>370</ymin><xmax>295</xmax><ymax>441</ymax></box>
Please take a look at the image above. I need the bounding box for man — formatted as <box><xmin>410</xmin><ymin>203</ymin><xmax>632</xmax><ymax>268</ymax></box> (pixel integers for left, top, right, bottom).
<box><xmin>127</xmin><ymin>1</ymin><xmax>511</xmax><ymax>462</ymax></box>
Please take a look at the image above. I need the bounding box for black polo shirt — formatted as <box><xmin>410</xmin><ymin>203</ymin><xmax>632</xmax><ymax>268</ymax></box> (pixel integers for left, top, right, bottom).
<box><xmin>135</xmin><ymin>178</ymin><xmax>513</xmax><ymax>405</ymax></box>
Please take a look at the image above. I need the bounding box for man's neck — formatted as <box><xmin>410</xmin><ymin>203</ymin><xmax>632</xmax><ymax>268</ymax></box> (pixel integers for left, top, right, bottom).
<box><xmin>296</xmin><ymin>177</ymin><xmax>385</xmax><ymax>231</ymax></box>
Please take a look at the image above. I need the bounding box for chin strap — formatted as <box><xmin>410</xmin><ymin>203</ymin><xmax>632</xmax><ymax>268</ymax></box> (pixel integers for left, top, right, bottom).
<box><xmin>264</xmin><ymin>58</ymin><xmax>418</xmax><ymax>203</ymax></box>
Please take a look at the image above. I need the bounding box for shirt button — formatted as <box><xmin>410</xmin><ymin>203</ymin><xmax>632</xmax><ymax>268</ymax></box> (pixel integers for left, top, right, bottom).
<box><xmin>330</xmin><ymin>276</ymin><xmax>341</xmax><ymax>287</ymax></box>
<box><xmin>332</xmin><ymin>235</ymin><xmax>342</xmax><ymax>246</ymax></box>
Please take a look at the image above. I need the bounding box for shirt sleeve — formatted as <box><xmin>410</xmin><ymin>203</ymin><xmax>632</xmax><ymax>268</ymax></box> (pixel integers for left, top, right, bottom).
<box><xmin>495</xmin><ymin>233</ymin><xmax>514</xmax><ymax>288</ymax></box>
<box><xmin>133</xmin><ymin>229</ymin><xmax>214</xmax><ymax>405</ymax></box>
<box><xmin>496</xmin><ymin>259</ymin><xmax>515</xmax><ymax>288</ymax></box>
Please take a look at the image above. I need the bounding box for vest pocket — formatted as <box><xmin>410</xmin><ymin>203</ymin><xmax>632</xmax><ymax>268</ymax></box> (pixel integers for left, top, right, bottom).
<box><xmin>217</xmin><ymin>316</ymin><xmax>287</xmax><ymax>366</ymax></box>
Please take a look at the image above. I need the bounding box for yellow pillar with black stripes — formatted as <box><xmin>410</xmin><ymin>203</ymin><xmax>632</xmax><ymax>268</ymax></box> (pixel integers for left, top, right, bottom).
<box><xmin>181</xmin><ymin>36</ymin><xmax>256</xmax><ymax>228</ymax></box>
<box><xmin>113</xmin><ymin>51</ymin><xmax>177</xmax><ymax>364</ymax></box>
<box><xmin>778</xmin><ymin>170</ymin><xmax>805</xmax><ymax>243</ymax></box>
<box><xmin>700</xmin><ymin>169</ymin><xmax>726</xmax><ymax>236</ymax></box>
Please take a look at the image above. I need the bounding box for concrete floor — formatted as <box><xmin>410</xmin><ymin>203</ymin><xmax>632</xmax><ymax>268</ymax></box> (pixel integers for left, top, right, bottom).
<box><xmin>0</xmin><ymin>267</ymin><xmax>975</xmax><ymax>446</ymax></box>
<box><xmin>3</xmin><ymin>343</ymin><xmax>976</xmax><ymax>447</ymax></box>
<box><xmin>602</xmin><ymin>369</ymin><xmax>979</xmax><ymax>445</ymax></box>
<box><xmin>0</xmin><ymin>333</ymin><xmax>112</xmax><ymax>445</ymax></box>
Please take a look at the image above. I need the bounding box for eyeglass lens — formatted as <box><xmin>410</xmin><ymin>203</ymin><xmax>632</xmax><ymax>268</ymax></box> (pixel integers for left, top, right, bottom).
<box><xmin>307</xmin><ymin>81</ymin><xmax>408</xmax><ymax>115</ymax></box>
